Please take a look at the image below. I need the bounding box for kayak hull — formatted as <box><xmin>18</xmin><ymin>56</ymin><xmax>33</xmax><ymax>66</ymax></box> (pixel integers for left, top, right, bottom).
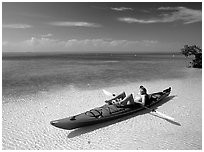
<box><xmin>50</xmin><ymin>88</ymin><xmax>171</xmax><ymax>130</ymax></box>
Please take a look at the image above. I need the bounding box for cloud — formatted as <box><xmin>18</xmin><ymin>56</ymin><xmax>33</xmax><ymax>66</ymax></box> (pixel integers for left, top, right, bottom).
<box><xmin>118</xmin><ymin>7</ymin><xmax>201</xmax><ymax>24</ymax></box>
<box><xmin>158</xmin><ymin>6</ymin><xmax>180</xmax><ymax>11</ymax></box>
<box><xmin>41</xmin><ymin>33</ymin><xmax>53</xmax><ymax>37</ymax></box>
<box><xmin>111</xmin><ymin>7</ymin><xmax>134</xmax><ymax>11</ymax></box>
<box><xmin>118</xmin><ymin>17</ymin><xmax>158</xmax><ymax>24</ymax></box>
<box><xmin>159</xmin><ymin>6</ymin><xmax>202</xmax><ymax>24</ymax></box>
<box><xmin>49</xmin><ymin>21</ymin><xmax>101</xmax><ymax>27</ymax></box>
<box><xmin>65</xmin><ymin>39</ymin><xmax>126</xmax><ymax>46</ymax></box>
<box><xmin>3</xmin><ymin>38</ymin><xmax>164</xmax><ymax>53</ymax></box>
<box><xmin>24</xmin><ymin>37</ymin><xmax>63</xmax><ymax>49</ymax></box>
<box><xmin>3</xmin><ymin>24</ymin><xmax>32</xmax><ymax>29</ymax></box>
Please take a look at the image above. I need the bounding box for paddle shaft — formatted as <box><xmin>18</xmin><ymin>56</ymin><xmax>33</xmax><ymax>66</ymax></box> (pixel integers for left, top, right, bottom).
<box><xmin>140</xmin><ymin>104</ymin><xmax>156</xmax><ymax>112</ymax></box>
<box><xmin>139</xmin><ymin>103</ymin><xmax>174</xmax><ymax>121</ymax></box>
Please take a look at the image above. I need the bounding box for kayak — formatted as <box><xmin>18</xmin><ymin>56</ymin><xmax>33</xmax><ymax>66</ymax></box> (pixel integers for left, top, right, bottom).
<box><xmin>50</xmin><ymin>87</ymin><xmax>171</xmax><ymax>130</ymax></box>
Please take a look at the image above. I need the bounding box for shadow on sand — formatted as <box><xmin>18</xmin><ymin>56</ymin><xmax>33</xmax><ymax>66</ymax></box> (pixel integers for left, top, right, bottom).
<box><xmin>67</xmin><ymin>95</ymin><xmax>180</xmax><ymax>138</ymax></box>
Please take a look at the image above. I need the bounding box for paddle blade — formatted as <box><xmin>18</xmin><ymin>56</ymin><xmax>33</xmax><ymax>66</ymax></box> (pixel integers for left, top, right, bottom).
<box><xmin>102</xmin><ymin>89</ymin><xmax>113</xmax><ymax>96</ymax></box>
<box><xmin>153</xmin><ymin>111</ymin><xmax>175</xmax><ymax>121</ymax></box>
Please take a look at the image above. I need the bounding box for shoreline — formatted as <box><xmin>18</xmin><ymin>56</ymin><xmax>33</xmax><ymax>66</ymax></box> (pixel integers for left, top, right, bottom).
<box><xmin>2</xmin><ymin>68</ymin><xmax>202</xmax><ymax>150</ymax></box>
<box><xmin>2</xmin><ymin>66</ymin><xmax>198</xmax><ymax>100</ymax></box>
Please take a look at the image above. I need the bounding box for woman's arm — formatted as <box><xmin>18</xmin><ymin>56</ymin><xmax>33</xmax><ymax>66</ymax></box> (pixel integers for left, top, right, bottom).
<box><xmin>134</xmin><ymin>95</ymin><xmax>144</xmax><ymax>105</ymax></box>
<box><xmin>140</xmin><ymin>95</ymin><xmax>146</xmax><ymax>105</ymax></box>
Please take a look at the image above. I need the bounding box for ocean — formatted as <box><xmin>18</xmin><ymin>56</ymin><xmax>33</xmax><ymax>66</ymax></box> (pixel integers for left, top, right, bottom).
<box><xmin>2</xmin><ymin>53</ymin><xmax>190</xmax><ymax>98</ymax></box>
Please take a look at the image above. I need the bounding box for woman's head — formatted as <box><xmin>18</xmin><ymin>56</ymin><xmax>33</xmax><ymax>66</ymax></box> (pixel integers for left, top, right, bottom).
<box><xmin>139</xmin><ymin>86</ymin><xmax>147</xmax><ymax>95</ymax></box>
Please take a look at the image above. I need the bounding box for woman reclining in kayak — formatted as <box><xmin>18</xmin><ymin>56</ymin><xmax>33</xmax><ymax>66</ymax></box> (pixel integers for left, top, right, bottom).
<box><xmin>134</xmin><ymin>86</ymin><xmax>149</xmax><ymax>105</ymax></box>
<box><xmin>118</xmin><ymin>86</ymin><xmax>150</xmax><ymax>106</ymax></box>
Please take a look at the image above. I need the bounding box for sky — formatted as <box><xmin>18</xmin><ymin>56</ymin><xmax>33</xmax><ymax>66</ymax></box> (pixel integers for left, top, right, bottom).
<box><xmin>2</xmin><ymin>2</ymin><xmax>202</xmax><ymax>54</ymax></box>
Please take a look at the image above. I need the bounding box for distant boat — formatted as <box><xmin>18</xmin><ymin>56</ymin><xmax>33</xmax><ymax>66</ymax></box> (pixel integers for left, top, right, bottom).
<box><xmin>134</xmin><ymin>54</ymin><xmax>137</xmax><ymax>56</ymax></box>
<box><xmin>172</xmin><ymin>54</ymin><xmax>175</xmax><ymax>57</ymax></box>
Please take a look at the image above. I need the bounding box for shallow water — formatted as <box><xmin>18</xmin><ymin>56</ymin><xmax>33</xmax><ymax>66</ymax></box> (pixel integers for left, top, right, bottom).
<box><xmin>2</xmin><ymin>53</ymin><xmax>190</xmax><ymax>98</ymax></box>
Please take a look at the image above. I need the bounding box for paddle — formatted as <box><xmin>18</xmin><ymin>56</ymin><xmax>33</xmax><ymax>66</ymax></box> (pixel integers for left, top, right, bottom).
<box><xmin>102</xmin><ymin>89</ymin><xmax>175</xmax><ymax>121</ymax></box>
<box><xmin>102</xmin><ymin>89</ymin><xmax>116</xmax><ymax>97</ymax></box>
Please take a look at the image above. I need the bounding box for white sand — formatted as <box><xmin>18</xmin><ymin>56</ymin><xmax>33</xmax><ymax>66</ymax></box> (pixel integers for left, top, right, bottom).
<box><xmin>2</xmin><ymin>68</ymin><xmax>202</xmax><ymax>150</ymax></box>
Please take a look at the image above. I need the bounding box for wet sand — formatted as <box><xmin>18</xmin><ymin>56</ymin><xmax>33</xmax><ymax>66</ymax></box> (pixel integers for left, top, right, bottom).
<box><xmin>2</xmin><ymin>68</ymin><xmax>202</xmax><ymax>150</ymax></box>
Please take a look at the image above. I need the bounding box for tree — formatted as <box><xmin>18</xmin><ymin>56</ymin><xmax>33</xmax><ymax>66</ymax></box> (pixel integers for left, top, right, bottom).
<box><xmin>181</xmin><ymin>45</ymin><xmax>202</xmax><ymax>68</ymax></box>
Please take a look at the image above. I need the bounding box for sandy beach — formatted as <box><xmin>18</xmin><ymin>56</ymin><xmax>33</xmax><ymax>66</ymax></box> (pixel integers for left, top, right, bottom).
<box><xmin>2</xmin><ymin>68</ymin><xmax>202</xmax><ymax>150</ymax></box>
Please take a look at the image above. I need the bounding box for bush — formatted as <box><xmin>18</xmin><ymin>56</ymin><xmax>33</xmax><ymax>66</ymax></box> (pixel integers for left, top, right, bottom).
<box><xmin>181</xmin><ymin>45</ymin><xmax>202</xmax><ymax>68</ymax></box>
